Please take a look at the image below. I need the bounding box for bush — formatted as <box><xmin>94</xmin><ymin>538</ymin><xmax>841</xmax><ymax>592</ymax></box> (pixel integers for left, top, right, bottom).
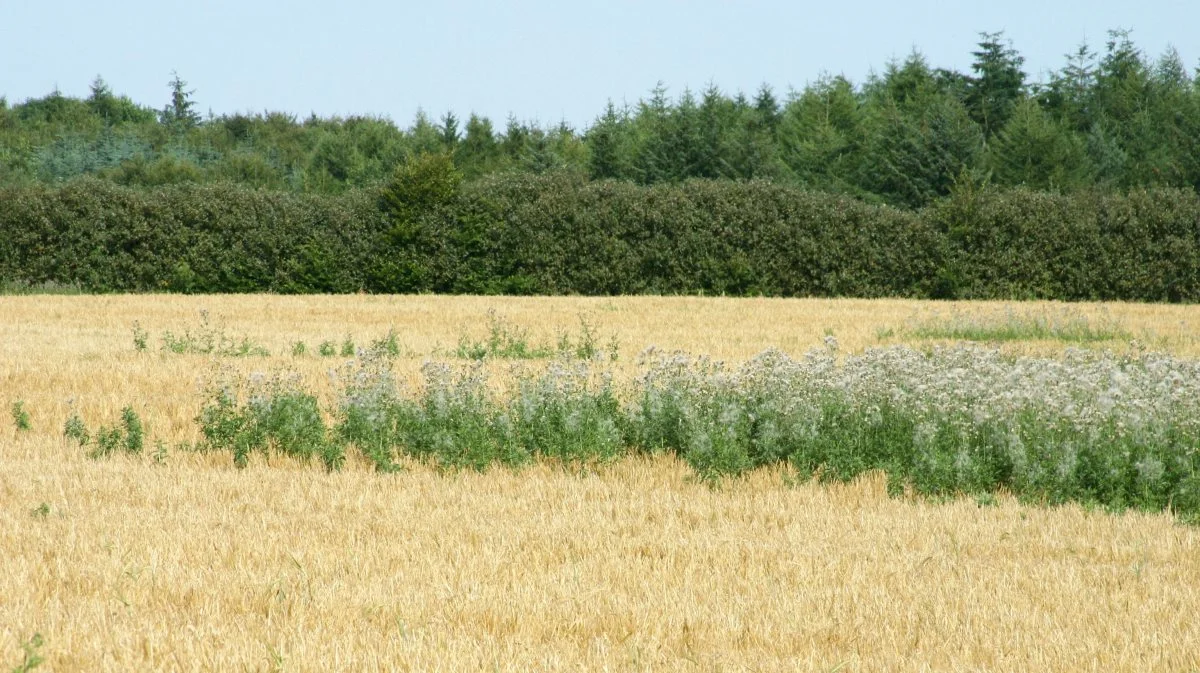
<box><xmin>3</xmin><ymin>174</ymin><xmax>1200</xmax><ymax>301</ymax></box>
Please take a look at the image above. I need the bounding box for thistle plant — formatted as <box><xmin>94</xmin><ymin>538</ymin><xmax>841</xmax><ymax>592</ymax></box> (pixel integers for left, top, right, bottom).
<box><xmin>60</xmin><ymin>337</ymin><xmax>1200</xmax><ymax>522</ymax></box>
<box><xmin>197</xmin><ymin>369</ymin><xmax>342</xmax><ymax>471</ymax></box>
<box><xmin>11</xmin><ymin>401</ymin><xmax>31</xmax><ymax>432</ymax></box>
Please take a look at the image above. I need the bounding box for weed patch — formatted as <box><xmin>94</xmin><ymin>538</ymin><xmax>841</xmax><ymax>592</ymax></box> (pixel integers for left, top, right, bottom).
<box><xmin>901</xmin><ymin>307</ymin><xmax>1132</xmax><ymax>344</ymax></box>
<box><xmin>455</xmin><ymin>311</ymin><xmax>617</xmax><ymax>361</ymax></box>
<box><xmin>10</xmin><ymin>401</ymin><xmax>31</xmax><ymax>432</ymax></box>
<box><xmin>149</xmin><ymin>311</ymin><xmax>270</xmax><ymax>356</ymax></box>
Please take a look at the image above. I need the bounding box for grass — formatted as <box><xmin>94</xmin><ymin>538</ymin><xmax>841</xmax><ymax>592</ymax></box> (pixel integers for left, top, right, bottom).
<box><xmin>901</xmin><ymin>306</ymin><xmax>1134</xmax><ymax>344</ymax></box>
<box><xmin>3</xmin><ymin>295</ymin><xmax>1200</xmax><ymax>670</ymax></box>
<box><xmin>0</xmin><ymin>279</ymin><xmax>86</xmax><ymax>295</ymax></box>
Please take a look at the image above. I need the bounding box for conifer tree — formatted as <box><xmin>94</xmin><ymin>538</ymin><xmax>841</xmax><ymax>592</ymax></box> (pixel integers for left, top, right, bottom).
<box><xmin>989</xmin><ymin>98</ymin><xmax>1091</xmax><ymax>189</ymax></box>
<box><xmin>159</xmin><ymin>71</ymin><xmax>200</xmax><ymax>131</ymax></box>
<box><xmin>965</xmin><ymin>31</ymin><xmax>1026</xmax><ymax>137</ymax></box>
<box><xmin>586</xmin><ymin>101</ymin><xmax>632</xmax><ymax>180</ymax></box>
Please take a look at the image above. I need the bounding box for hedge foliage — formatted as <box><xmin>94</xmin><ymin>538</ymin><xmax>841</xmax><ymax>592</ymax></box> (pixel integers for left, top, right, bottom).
<box><xmin>2</xmin><ymin>173</ymin><xmax>1199</xmax><ymax>300</ymax></box>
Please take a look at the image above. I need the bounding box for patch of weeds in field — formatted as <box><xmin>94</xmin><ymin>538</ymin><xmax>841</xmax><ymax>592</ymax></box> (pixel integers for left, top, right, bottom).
<box><xmin>334</xmin><ymin>348</ymin><xmax>407</xmax><ymax>472</ymax></box>
<box><xmin>371</xmin><ymin>329</ymin><xmax>403</xmax><ymax>357</ymax></box>
<box><xmin>11</xmin><ymin>401</ymin><xmax>31</xmax><ymax>432</ymax></box>
<box><xmin>621</xmin><ymin>343</ymin><xmax>1200</xmax><ymax>520</ymax></box>
<box><xmin>904</xmin><ymin>307</ymin><xmax>1131</xmax><ymax>345</ymax></box>
<box><xmin>456</xmin><ymin>310</ymin><xmax>550</xmax><ymax>360</ymax></box>
<box><xmin>56</xmin><ymin>332</ymin><xmax>1200</xmax><ymax>523</ymax></box>
<box><xmin>291</xmin><ymin>341</ymin><xmax>307</xmax><ymax>357</ymax></box>
<box><xmin>63</xmin><ymin>411</ymin><xmax>90</xmax><ymax>447</ymax></box>
<box><xmin>455</xmin><ymin>311</ymin><xmax>617</xmax><ymax>361</ymax></box>
<box><xmin>318</xmin><ymin>340</ymin><xmax>337</xmax><ymax>357</ymax></box>
<box><xmin>509</xmin><ymin>358</ymin><xmax>625</xmax><ymax>464</ymax></box>
<box><xmin>340</xmin><ymin>336</ymin><xmax>356</xmax><ymax>357</ymax></box>
<box><xmin>198</xmin><ymin>369</ymin><xmax>343</xmax><ymax>471</ymax></box>
<box><xmin>132</xmin><ymin>321</ymin><xmax>149</xmax><ymax>353</ymax></box>
<box><xmin>9</xmin><ymin>632</ymin><xmax>45</xmax><ymax>673</ymax></box>
<box><xmin>159</xmin><ymin>310</ymin><xmax>270</xmax><ymax>357</ymax></box>
<box><xmin>400</xmin><ymin>360</ymin><xmax>527</xmax><ymax>471</ymax></box>
<box><xmin>29</xmin><ymin>503</ymin><xmax>51</xmax><ymax>519</ymax></box>
<box><xmin>334</xmin><ymin>348</ymin><xmax>626</xmax><ymax>472</ymax></box>
<box><xmin>152</xmin><ymin>440</ymin><xmax>169</xmax><ymax>466</ymax></box>
<box><xmin>70</xmin><ymin>406</ymin><xmax>145</xmax><ymax>460</ymax></box>
<box><xmin>556</xmin><ymin>315</ymin><xmax>620</xmax><ymax>361</ymax></box>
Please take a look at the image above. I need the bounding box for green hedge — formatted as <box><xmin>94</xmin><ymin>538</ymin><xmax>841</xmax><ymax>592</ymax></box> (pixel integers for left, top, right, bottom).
<box><xmin>926</xmin><ymin>186</ymin><xmax>1200</xmax><ymax>301</ymax></box>
<box><xmin>2</xmin><ymin>174</ymin><xmax>1199</xmax><ymax>300</ymax></box>
<box><xmin>0</xmin><ymin>179</ymin><xmax>386</xmax><ymax>293</ymax></box>
<box><xmin>366</xmin><ymin>172</ymin><xmax>946</xmax><ymax>297</ymax></box>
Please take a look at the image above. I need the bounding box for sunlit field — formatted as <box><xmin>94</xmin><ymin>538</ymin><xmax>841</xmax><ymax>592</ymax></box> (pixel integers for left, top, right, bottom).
<box><xmin>3</xmin><ymin>295</ymin><xmax>1200</xmax><ymax>671</ymax></box>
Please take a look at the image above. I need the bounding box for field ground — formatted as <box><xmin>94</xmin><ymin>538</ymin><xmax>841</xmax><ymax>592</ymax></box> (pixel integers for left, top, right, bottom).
<box><xmin>2</xmin><ymin>295</ymin><xmax>1200</xmax><ymax>671</ymax></box>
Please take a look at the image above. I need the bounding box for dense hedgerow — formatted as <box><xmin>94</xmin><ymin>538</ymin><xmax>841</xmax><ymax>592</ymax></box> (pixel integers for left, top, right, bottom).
<box><xmin>183</xmin><ymin>343</ymin><xmax>1200</xmax><ymax>522</ymax></box>
<box><xmin>3</xmin><ymin>173</ymin><xmax>1200</xmax><ymax>300</ymax></box>
<box><xmin>0</xmin><ymin>178</ymin><xmax>387</xmax><ymax>293</ymax></box>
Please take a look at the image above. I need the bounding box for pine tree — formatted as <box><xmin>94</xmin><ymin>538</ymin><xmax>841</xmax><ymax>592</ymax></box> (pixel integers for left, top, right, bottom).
<box><xmin>1094</xmin><ymin>29</ymin><xmax>1149</xmax><ymax>125</ymax></box>
<box><xmin>408</xmin><ymin>109</ymin><xmax>442</xmax><ymax>156</ymax></box>
<box><xmin>87</xmin><ymin>75</ymin><xmax>116</xmax><ymax>121</ymax></box>
<box><xmin>501</xmin><ymin>115</ymin><xmax>529</xmax><ymax>164</ymax></box>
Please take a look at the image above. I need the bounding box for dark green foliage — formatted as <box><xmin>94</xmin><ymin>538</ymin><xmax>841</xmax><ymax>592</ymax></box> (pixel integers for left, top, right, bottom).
<box><xmin>6</xmin><ymin>30</ymin><xmax>1200</xmax><ymax>301</ymax></box>
<box><xmin>386</xmin><ymin>172</ymin><xmax>945</xmax><ymax>297</ymax></box>
<box><xmin>0</xmin><ymin>178</ymin><xmax>385</xmax><ymax>293</ymax></box>
<box><xmin>925</xmin><ymin>184</ymin><xmax>1200</xmax><ymax>301</ymax></box>
<box><xmin>857</xmin><ymin>93</ymin><xmax>984</xmax><ymax>208</ymax></box>
<box><xmin>379</xmin><ymin>151</ymin><xmax>461</xmax><ymax>226</ymax></box>
<box><xmin>988</xmin><ymin>99</ymin><xmax>1091</xmax><ymax>189</ymax></box>
<box><xmin>3</xmin><ymin>30</ymin><xmax>1200</xmax><ymax>202</ymax></box>
<box><xmin>5</xmin><ymin>173</ymin><xmax>1200</xmax><ymax>301</ymax></box>
<box><xmin>965</xmin><ymin>31</ymin><xmax>1027</xmax><ymax>137</ymax></box>
<box><xmin>777</xmin><ymin>76</ymin><xmax>864</xmax><ymax>193</ymax></box>
<box><xmin>586</xmin><ymin>101</ymin><xmax>632</xmax><ymax>180</ymax></box>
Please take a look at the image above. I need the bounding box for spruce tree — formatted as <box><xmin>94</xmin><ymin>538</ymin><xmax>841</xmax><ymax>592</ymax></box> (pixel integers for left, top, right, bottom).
<box><xmin>587</xmin><ymin>101</ymin><xmax>631</xmax><ymax>180</ymax></box>
<box><xmin>989</xmin><ymin>98</ymin><xmax>1091</xmax><ymax>189</ymax></box>
<box><xmin>159</xmin><ymin>71</ymin><xmax>200</xmax><ymax>131</ymax></box>
<box><xmin>965</xmin><ymin>31</ymin><xmax>1026</xmax><ymax>138</ymax></box>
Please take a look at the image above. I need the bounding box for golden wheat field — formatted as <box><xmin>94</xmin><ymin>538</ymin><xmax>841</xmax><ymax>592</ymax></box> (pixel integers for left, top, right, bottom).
<box><xmin>2</xmin><ymin>294</ymin><xmax>1200</xmax><ymax>672</ymax></box>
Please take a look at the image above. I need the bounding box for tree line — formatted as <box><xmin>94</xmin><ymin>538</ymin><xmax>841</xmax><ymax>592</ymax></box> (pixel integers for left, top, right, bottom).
<box><xmin>2</xmin><ymin>30</ymin><xmax>1198</xmax><ymax>208</ymax></box>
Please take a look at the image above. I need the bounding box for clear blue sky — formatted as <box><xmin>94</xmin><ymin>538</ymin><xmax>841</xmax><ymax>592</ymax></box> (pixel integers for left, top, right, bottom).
<box><xmin>2</xmin><ymin>0</ymin><xmax>1195</xmax><ymax>130</ymax></box>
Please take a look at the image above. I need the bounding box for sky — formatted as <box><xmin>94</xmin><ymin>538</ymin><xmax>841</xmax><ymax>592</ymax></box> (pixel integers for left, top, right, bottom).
<box><xmin>1</xmin><ymin>0</ymin><xmax>1196</xmax><ymax>131</ymax></box>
